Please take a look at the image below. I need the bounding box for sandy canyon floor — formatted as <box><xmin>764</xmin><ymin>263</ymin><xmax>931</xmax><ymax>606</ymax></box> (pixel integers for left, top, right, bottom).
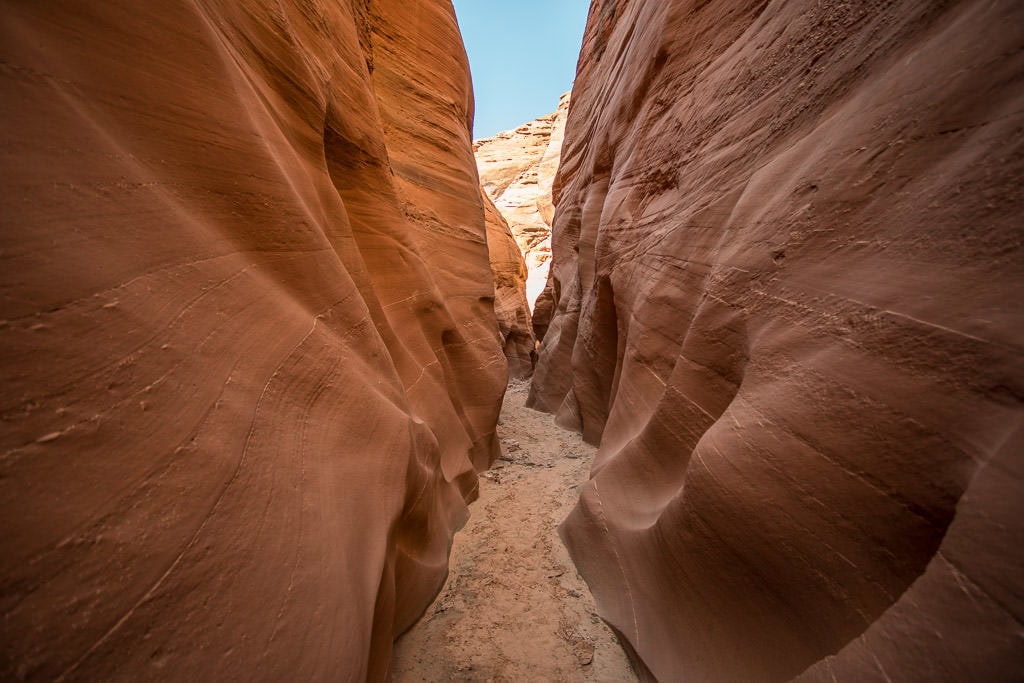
<box><xmin>391</xmin><ymin>380</ymin><xmax>637</xmax><ymax>682</ymax></box>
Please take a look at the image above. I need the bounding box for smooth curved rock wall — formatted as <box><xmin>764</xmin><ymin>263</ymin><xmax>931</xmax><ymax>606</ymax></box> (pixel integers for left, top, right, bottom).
<box><xmin>533</xmin><ymin>0</ymin><xmax>1024</xmax><ymax>680</ymax></box>
<box><xmin>0</xmin><ymin>1</ymin><xmax>504</xmax><ymax>680</ymax></box>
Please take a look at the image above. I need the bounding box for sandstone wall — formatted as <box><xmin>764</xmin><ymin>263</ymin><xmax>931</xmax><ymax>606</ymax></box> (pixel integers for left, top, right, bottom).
<box><xmin>532</xmin><ymin>0</ymin><xmax>1024</xmax><ymax>680</ymax></box>
<box><xmin>475</xmin><ymin>92</ymin><xmax>570</xmax><ymax>312</ymax></box>
<box><xmin>0</xmin><ymin>1</ymin><xmax>505</xmax><ymax>680</ymax></box>
<box><xmin>484</xmin><ymin>191</ymin><xmax>535</xmax><ymax>378</ymax></box>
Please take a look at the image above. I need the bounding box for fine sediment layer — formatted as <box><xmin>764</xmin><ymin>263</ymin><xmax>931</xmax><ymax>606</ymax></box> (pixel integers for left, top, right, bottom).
<box><xmin>533</xmin><ymin>0</ymin><xmax>1024</xmax><ymax>680</ymax></box>
<box><xmin>0</xmin><ymin>2</ymin><xmax>504</xmax><ymax>680</ymax></box>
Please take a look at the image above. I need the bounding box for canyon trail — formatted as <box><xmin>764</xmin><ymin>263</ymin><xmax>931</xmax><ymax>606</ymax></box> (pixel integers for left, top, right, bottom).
<box><xmin>3</xmin><ymin>1</ymin><xmax>1022</xmax><ymax>679</ymax></box>
<box><xmin>391</xmin><ymin>380</ymin><xmax>636</xmax><ymax>682</ymax></box>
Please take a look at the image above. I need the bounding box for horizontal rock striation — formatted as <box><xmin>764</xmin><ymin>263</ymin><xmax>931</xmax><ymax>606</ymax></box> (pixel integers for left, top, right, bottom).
<box><xmin>475</xmin><ymin>92</ymin><xmax>570</xmax><ymax>318</ymax></box>
<box><xmin>0</xmin><ymin>1</ymin><xmax>504</xmax><ymax>680</ymax></box>
<box><xmin>484</xmin><ymin>190</ymin><xmax>535</xmax><ymax>378</ymax></box>
<box><xmin>533</xmin><ymin>0</ymin><xmax>1024</xmax><ymax>680</ymax></box>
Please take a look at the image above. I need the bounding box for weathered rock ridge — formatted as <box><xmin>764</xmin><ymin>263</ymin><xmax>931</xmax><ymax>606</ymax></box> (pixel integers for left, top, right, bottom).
<box><xmin>533</xmin><ymin>0</ymin><xmax>1024</xmax><ymax>681</ymax></box>
<box><xmin>475</xmin><ymin>92</ymin><xmax>570</xmax><ymax>320</ymax></box>
<box><xmin>0</xmin><ymin>2</ymin><xmax>505</xmax><ymax>680</ymax></box>
<box><xmin>484</xmin><ymin>191</ymin><xmax>535</xmax><ymax>378</ymax></box>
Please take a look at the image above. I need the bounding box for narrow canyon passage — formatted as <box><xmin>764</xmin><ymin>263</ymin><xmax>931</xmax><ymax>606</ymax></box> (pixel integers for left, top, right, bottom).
<box><xmin>391</xmin><ymin>380</ymin><xmax>636</xmax><ymax>682</ymax></box>
<box><xmin>3</xmin><ymin>2</ymin><xmax>1021</xmax><ymax>680</ymax></box>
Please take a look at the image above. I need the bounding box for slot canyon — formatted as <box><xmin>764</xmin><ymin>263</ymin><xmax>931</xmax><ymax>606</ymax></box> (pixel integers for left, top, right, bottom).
<box><xmin>1</xmin><ymin>1</ymin><xmax>1022</xmax><ymax>681</ymax></box>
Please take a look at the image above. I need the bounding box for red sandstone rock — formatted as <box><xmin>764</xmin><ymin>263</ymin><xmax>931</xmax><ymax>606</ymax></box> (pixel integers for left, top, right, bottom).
<box><xmin>533</xmin><ymin>0</ymin><xmax>1024</xmax><ymax>680</ymax></box>
<box><xmin>475</xmin><ymin>93</ymin><xmax>570</xmax><ymax>314</ymax></box>
<box><xmin>484</xmin><ymin>190</ymin><xmax>535</xmax><ymax>378</ymax></box>
<box><xmin>0</xmin><ymin>1</ymin><xmax>504</xmax><ymax>680</ymax></box>
<box><xmin>530</xmin><ymin>279</ymin><xmax>556</xmax><ymax>342</ymax></box>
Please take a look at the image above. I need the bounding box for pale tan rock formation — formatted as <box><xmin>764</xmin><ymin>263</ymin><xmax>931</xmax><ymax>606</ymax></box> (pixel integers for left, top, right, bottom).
<box><xmin>475</xmin><ymin>92</ymin><xmax>570</xmax><ymax>313</ymax></box>
<box><xmin>484</xmin><ymin>191</ymin><xmax>535</xmax><ymax>378</ymax></box>
<box><xmin>532</xmin><ymin>0</ymin><xmax>1024</xmax><ymax>680</ymax></box>
<box><xmin>0</xmin><ymin>2</ymin><xmax>505</xmax><ymax>680</ymax></box>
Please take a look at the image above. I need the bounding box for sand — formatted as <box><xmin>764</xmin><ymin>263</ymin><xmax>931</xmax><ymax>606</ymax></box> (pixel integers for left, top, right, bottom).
<box><xmin>390</xmin><ymin>380</ymin><xmax>636</xmax><ymax>682</ymax></box>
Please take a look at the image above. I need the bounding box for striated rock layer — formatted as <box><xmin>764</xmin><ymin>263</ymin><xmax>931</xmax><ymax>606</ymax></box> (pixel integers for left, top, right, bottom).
<box><xmin>475</xmin><ymin>92</ymin><xmax>570</xmax><ymax>317</ymax></box>
<box><xmin>0</xmin><ymin>1</ymin><xmax>505</xmax><ymax>680</ymax></box>
<box><xmin>533</xmin><ymin>0</ymin><xmax>1024</xmax><ymax>680</ymax></box>
<box><xmin>484</xmin><ymin>190</ymin><xmax>535</xmax><ymax>378</ymax></box>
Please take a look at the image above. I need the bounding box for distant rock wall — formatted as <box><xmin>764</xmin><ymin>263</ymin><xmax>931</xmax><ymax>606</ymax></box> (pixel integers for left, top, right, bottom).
<box><xmin>475</xmin><ymin>92</ymin><xmax>570</xmax><ymax>317</ymax></box>
<box><xmin>0</xmin><ymin>1</ymin><xmax>504</xmax><ymax>680</ymax></box>
<box><xmin>484</xmin><ymin>191</ymin><xmax>535</xmax><ymax>377</ymax></box>
<box><xmin>533</xmin><ymin>0</ymin><xmax>1024</xmax><ymax>680</ymax></box>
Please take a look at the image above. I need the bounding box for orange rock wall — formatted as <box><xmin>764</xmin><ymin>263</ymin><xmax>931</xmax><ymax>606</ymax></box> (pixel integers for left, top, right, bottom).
<box><xmin>475</xmin><ymin>92</ymin><xmax>570</xmax><ymax>313</ymax></box>
<box><xmin>533</xmin><ymin>0</ymin><xmax>1024</xmax><ymax>680</ymax></box>
<box><xmin>484</xmin><ymin>191</ymin><xmax>535</xmax><ymax>378</ymax></box>
<box><xmin>0</xmin><ymin>1</ymin><xmax>504</xmax><ymax>680</ymax></box>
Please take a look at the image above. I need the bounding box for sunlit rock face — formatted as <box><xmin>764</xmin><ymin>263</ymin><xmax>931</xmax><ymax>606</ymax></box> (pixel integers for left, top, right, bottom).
<box><xmin>532</xmin><ymin>0</ymin><xmax>1024</xmax><ymax>680</ymax></box>
<box><xmin>484</xmin><ymin>190</ymin><xmax>535</xmax><ymax>377</ymax></box>
<box><xmin>475</xmin><ymin>92</ymin><xmax>570</xmax><ymax>320</ymax></box>
<box><xmin>0</xmin><ymin>1</ymin><xmax>505</xmax><ymax>680</ymax></box>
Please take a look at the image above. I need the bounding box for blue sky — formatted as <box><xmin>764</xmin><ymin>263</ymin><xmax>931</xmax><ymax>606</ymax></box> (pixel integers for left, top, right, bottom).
<box><xmin>452</xmin><ymin>0</ymin><xmax>590</xmax><ymax>139</ymax></box>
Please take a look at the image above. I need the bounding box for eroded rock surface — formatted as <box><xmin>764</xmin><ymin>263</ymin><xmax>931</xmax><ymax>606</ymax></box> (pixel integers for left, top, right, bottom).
<box><xmin>475</xmin><ymin>92</ymin><xmax>570</xmax><ymax>316</ymax></box>
<box><xmin>0</xmin><ymin>2</ymin><xmax>504</xmax><ymax>680</ymax></box>
<box><xmin>532</xmin><ymin>0</ymin><xmax>1024</xmax><ymax>680</ymax></box>
<box><xmin>484</xmin><ymin>191</ymin><xmax>535</xmax><ymax>377</ymax></box>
